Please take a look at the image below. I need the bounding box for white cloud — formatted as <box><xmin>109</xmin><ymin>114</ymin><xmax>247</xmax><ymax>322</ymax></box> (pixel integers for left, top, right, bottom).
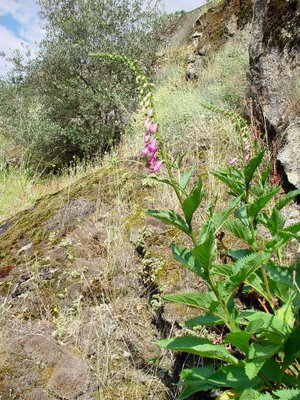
<box><xmin>0</xmin><ymin>0</ymin><xmax>44</xmax><ymax>43</ymax></box>
<box><xmin>0</xmin><ymin>0</ymin><xmax>43</xmax><ymax>77</ymax></box>
<box><xmin>164</xmin><ymin>0</ymin><xmax>206</xmax><ymax>12</ymax></box>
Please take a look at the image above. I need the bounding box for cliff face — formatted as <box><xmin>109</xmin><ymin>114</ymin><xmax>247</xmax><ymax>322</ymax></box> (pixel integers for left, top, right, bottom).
<box><xmin>249</xmin><ymin>0</ymin><xmax>300</xmax><ymax>188</ymax></box>
<box><xmin>186</xmin><ymin>0</ymin><xmax>252</xmax><ymax>80</ymax></box>
<box><xmin>187</xmin><ymin>0</ymin><xmax>300</xmax><ymax>189</ymax></box>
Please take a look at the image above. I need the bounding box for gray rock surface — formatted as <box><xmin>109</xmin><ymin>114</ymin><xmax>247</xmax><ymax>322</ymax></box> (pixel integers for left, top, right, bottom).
<box><xmin>47</xmin><ymin>354</ymin><xmax>89</xmax><ymax>399</ymax></box>
<box><xmin>249</xmin><ymin>0</ymin><xmax>300</xmax><ymax>187</ymax></box>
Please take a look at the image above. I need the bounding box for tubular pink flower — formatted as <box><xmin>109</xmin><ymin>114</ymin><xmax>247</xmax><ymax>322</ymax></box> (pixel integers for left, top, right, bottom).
<box><xmin>141</xmin><ymin>144</ymin><xmax>150</xmax><ymax>156</ymax></box>
<box><xmin>144</xmin><ymin>132</ymin><xmax>151</xmax><ymax>143</ymax></box>
<box><xmin>148</xmin><ymin>138</ymin><xmax>158</xmax><ymax>153</ymax></box>
<box><xmin>147</xmin><ymin>109</ymin><xmax>153</xmax><ymax>118</ymax></box>
<box><xmin>245</xmin><ymin>153</ymin><xmax>250</xmax><ymax>161</ymax></box>
<box><xmin>144</xmin><ymin>118</ymin><xmax>151</xmax><ymax>132</ymax></box>
<box><xmin>151</xmin><ymin>122</ymin><xmax>158</xmax><ymax>133</ymax></box>
<box><xmin>229</xmin><ymin>157</ymin><xmax>238</xmax><ymax>165</ymax></box>
<box><xmin>149</xmin><ymin>160</ymin><xmax>163</xmax><ymax>173</ymax></box>
<box><xmin>149</xmin><ymin>153</ymin><xmax>157</xmax><ymax>164</ymax></box>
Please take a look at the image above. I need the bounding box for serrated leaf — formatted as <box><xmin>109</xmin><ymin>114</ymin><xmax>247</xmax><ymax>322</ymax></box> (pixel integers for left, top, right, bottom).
<box><xmin>244</xmin><ymin>359</ymin><xmax>266</xmax><ymax>380</ymax></box>
<box><xmin>211</xmin><ymin>196</ymin><xmax>241</xmax><ymax>230</ymax></box>
<box><xmin>208</xmin><ymin>363</ymin><xmax>261</xmax><ymax>389</ymax></box>
<box><xmin>177</xmin><ymin>366</ymin><xmax>214</xmax><ymax>400</ymax></box>
<box><xmin>267</xmin><ymin>208</ymin><xmax>286</xmax><ymax>235</ymax></box>
<box><xmin>163</xmin><ymin>292</ymin><xmax>217</xmax><ymax>311</ymax></box>
<box><xmin>275</xmin><ymin>189</ymin><xmax>300</xmax><ymax>210</ymax></box>
<box><xmin>230</xmin><ymin>253</ymin><xmax>269</xmax><ymax>286</ymax></box>
<box><xmin>245</xmin><ymin>273</ymin><xmax>271</xmax><ymax>303</ymax></box>
<box><xmin>276</xmin><ymin>303</ymin><xmax>295</xmax><ymax>328</ymax></box>
<box><xmin>171</xmin><ymin>243</ymin><xmax>206</xmax><ymax>279</ymax></box>
<box><xmin>182</xmin><ymin>177</ymin><xmax>203</xmax><ymax>224</ymax></box>
<box><xmin>239</xmin><ymin>389</ymin><xmax>261</xmax><ymax>400</ymax></box>
<box><xmin>228</xmin><ymin>248</ymin><xmax>253</xmax><ymax>260</ymax></box>
<box><xmin>257</xmin><ymin>389</ymin><xmax>300</xmax><ymax>399</ymax></box>
<box><xmin>242</xmin><ymin>311</ymin><xmax>291</xmax><ymax>336</ymax></box>
<box><xmin>212</xmin><ymin>168</ymin><xmax>244</xmax><ymax>196</ymax></box>
<box><xmin>193</xmin><ymin>222</ymin><xmax>216</xmax><ymax>271</ymax></box>
<box><xmin>266</xmin><ymin>230</ymin><xmax>298</xmax><ymax>252</ymax></box>
<box><xmin>248</xmin><ymin>186</ymin><xmax>281</xmax><ymax>219</ymax></box>
<box><xmin>244</xmin><ymin>151</ymin><xmax>264</xmax><ymax>186</ymax></box>
<box><xmin>180</xmin><ymin>313</ymin><xmax>224</xmax><ymax>328</ymax></box>
<box><xmin>248</xmin><ymin>342</ymin><xmax>280</xmax><ymax>360</ymax></box>
<box><xmin>224</xmin><ymin>218</ymin><xmax>254</xmax><ymax>246</ymax></box>
<box><xmin>178</xmin><ymin>366</ymin><xmax>215</xmax><ymax>400</ymax></box>
<box><xmin>157</xmin><ymin>336</ymin><xmax>238</xmax><ymax>364</ymax></box>
<box><xmin>179</xmin><ymin>168</ymin><xmax>194</xmax><ymax>192</ymax></box>
<box><xmin>283</xmin><ymin>324</ymin><xmax>300</xmax><ymax>369</ymax></box>
<box><xmin>265</xmin><ymin>263</ymin><xmax>297</xmax><ymax>290</ymax></box>
<box><xmin>225</xmin><ymin>331</ymin><xmax>252</xmax><ymax>353</ymax></box>
<box><xmin>146</xmin><ymin>209</ymin><xmax>191</xmax><ymax>234</ymax></box>
<box><xmin>235</xmin><ymin>204</ymin><xmax>250</xmax><ymax>227</ymax></box>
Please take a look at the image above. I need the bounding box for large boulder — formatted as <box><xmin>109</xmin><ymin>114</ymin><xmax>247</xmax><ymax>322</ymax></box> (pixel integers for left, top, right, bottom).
<box><xmin>249</xmin><ymin>0</ymin><xmax>300</xmax><ymax>188</ymax></box>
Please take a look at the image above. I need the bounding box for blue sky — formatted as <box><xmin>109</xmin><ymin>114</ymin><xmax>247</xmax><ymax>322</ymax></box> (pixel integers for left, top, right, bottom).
<box><xmin>0</xmin><ymin>0</ymin><xmax>205</xmax><ymax>76</ymax></box>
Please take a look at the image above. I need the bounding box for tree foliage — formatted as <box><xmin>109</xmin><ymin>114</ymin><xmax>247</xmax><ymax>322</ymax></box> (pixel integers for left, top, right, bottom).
<box><xmin>0</xmin><ymin>0</ymin><xmax>164</xmax><ymax>169</ymax></box>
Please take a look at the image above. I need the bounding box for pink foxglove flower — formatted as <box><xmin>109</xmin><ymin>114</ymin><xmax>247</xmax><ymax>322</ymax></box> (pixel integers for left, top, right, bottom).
<box><xmin>148</xmin><ymin>138</ymin><xmax>158</xmax><ymax>153</ymax></box>
<box><xmin>141</xmin><ymin>144</ymin><xmax>150</xmax><ymax>156</ymax></box>
<box><xmin>147</xmin><ymin>109</ymin><xmax>153</xmax><ymax>118</ymax></box>
<box><xmin>151</xmin><ymin>122</ymin><xmax>158</xmax><ymax>133</ymax></box>
<box><xmin>149</xmin><ymin>160</ymin><xmax>163</xmax><ymax>173</ymax></box>
<box><xmin>229</xmin><ymin>157</ymin><xmax>238</xmax><ymax>165</ymax></box>
<box><xmin>149</xmin><ymin>153</ymin><xmax>157</xmax><ymax>164</ymax></box>
<box><xmin>245</xmin><ymin>153</ymin><xmax>250</xmax><ymax>161</ymax></box>
<box><xmin>144</xmin><ymin>132</ymin><xmax>151</xmax><ymax>143</ymax></box>
<box><xmin>144</xmin><ymin>118</ymin><xmax>151</xmax><ymax>132</ymax></box>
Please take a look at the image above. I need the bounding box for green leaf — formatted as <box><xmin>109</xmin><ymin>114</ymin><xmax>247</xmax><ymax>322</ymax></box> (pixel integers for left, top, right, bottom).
<box><xmin>245</xmin><ymin>273</ymin><xmax>270</xmax><ymax>301</ymax></box>
<box><xmin>182</xmin><ymin>177</ymin><xmax>203</xmax><ymax>224</ymax></box>
<box><xmin>145</xmin><ymin>209</ymin><xmax>191</xmax><ymax>234</ymax></box>
<box><xmin>285</xmin><ymin>221</ymin><xmax>300</xmax><ymax>235</ymax></box>
<box><xmin>266</xmin><ymin>230</ymin><xmax>299</xmax><ymax>252</ymax></box>
<box><xmin>163</xmin><ymin>291</ymin><xmax>217</xmax><ymax>311</ymax></box>
<box><xmin>244</xmin><ymin>151</ymin><xmax>264</xmax><ymax>186</ymax></box>
<box><xmin>157</xmin><ymin>336</ymin><xmax>238</xmax><ymax>364</ymax></box>
<box><xmin>224</xmin><ymin>218</ymin><xmax>254</xmax><ymax>246</ymax></box>
<box><xmin>283</xmin><ymin>324</ymin><xmax>300</xmax><ymax>369</ymax></box>
<box><xmin>181</xmin><ymin>313</ymin><xmax>224</xmax><ymax>328</ymax></box>
<box><xmin>230</xmin><ymin>253</ymin><xmax>269</xmax><ymax>287</ymax></box>
<box><xmin>276</xmin><ymin>303</ymin><xmax>295</xmax><ymax>328</ymax></box>
<box><xmin>267</xmin><ymin>208</ymin><xmax>285</xmax><ymax>235</ymax></box>
<box><xmin>245</xmin><ymin>358</ymin><xmax>266</xmax><ymax>380</ymax></box>
<box><xmin>248</xmin><ymin>186</ymin><xmax>281</xmax><ymax>219</ymax></box>
<box><xmin>242</xmin><ymin>311</ymin><xmax>291</xmax><ymax>336</ymax></box>
<box><xmin>193</xmin><ymin>222</ymin><xmax>216</xmax><ymax>272</ymax></box>
<box><xmin>211</xmin><ymin>196</ymin><xmax>241</xmax><ymax>230</ymax></box>
<box><xmin>228</xmin><ymin>248</ymin><xmax>253</xmax><ymax>260</ymax></box>
<box><xmin>225</xmin><ymin>331</ymin><xmax>252</xmax><ymax>353</ymax></box>
<box><xmin>177</xmin><ymin>366</ymin><xmax>215</xmax><ymax>399</ymax></box>
<box><xmin>235</xmin><ymin>204</ymin><xmax>250</xmax><ymax>227</ymax></box>
<box><xmin>212</xmin><ymin>168</ymin><xmax>244</xmax><ymax>196</ymax></box>
<box><xmin>248</xmin><ymin>342</ymin><xmax>280</xmax><ymax>360</ymax></box>
<box><xmin>179</xmin><ymin>168</ymin><xmax>194</xmax><ymax>192</ymax></box>
<box><xmin>207</xmin><ymin>363</ymin><xmax>261</xmax><ymax>389</ymax></box>
<box><xmin>275</xmin><ymin>189</ymin><xmax>300</xmax><ymax>210</ymax></box>
<box><xmin>256</xmin><ymin>389</ymin><xmax>300</xmax><ymax>399</ymax></box>
<box><xmin>164</xmin><ymin>290</ymin><xmax>229</xmax><ymax>322</ymax></box>
<box><xmin>171</xmin><ymin>243</ymin><xmax>206</xmax><ymax>279</ymax></box>
<box><xmin>239</xmin><ymin>389</ymin><xmax>260</xmax><ymax>400</ymax></box>
<box><xmin>265</xmin><ymin>262</ymin><xmax>298</xmax><ymax>290</ymax></box>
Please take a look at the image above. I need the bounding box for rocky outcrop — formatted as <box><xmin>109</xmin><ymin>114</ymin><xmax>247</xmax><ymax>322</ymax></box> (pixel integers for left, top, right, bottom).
<box><xmin>249</xmin><ymin>0</ymin><xmax>300</xmax><ymax>188</ymax></box>
<box><xmin>186</xmin><ymin>0</ymin><xmax>252</xmax><ymax>80</ymax></box>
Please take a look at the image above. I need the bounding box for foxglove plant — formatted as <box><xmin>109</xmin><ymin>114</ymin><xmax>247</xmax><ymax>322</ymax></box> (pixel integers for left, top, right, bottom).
<box><xmin>90</xmin><ymin>52</ymin><xmax>300</xmax><ymax>400</ymax></box>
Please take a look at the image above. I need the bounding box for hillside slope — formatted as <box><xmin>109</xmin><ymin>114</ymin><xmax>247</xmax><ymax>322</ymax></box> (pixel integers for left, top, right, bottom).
<box><xmin>0</xmin><ymin>1</ymin><xmax>299</xmax><ymax>399</ymax></box>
